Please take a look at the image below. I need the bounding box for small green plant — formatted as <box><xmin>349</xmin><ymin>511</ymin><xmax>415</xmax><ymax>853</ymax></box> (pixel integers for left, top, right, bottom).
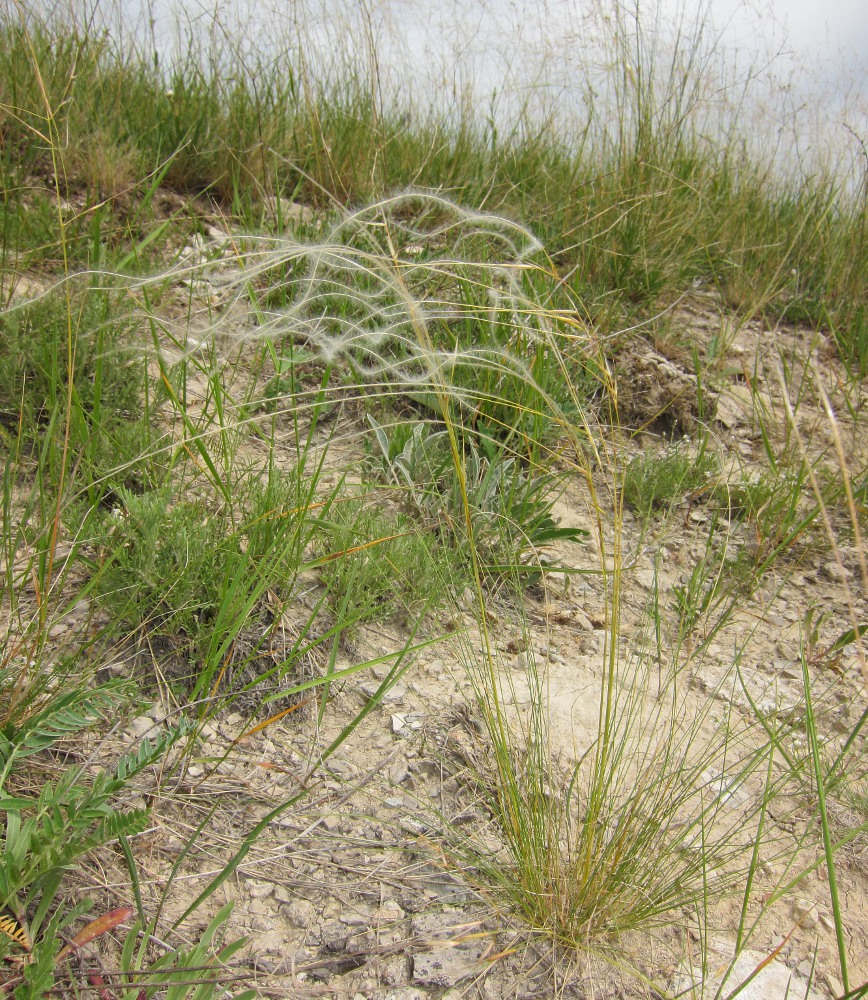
<box><xmin>712</xmin><ymin>467</ymin><xmax>820</xmax><ymax>562</ymax></box>
<box><xmin>453</xmin><ymin>445</ymin><xmax>588</xmax><ymax>577</ymax></box>
<box><xmin>0</xmin><ymin>682</ymin><xmax>191</xmax><ymax>994</ymax></box>
<box><xmin>318</xmin><ymin>497</ymin><xmax>454</xmax><ymax>625</ymax></box>
<box><xmin>113</xmin><ymin>905</ymin><xmax>257</xmax><ymax>1000</ymax></box>
<box><xmin>365</xmin><ymin>414</ymin><xmax>452</xmax><ymax>501</ymax></box>
<box><xmin>95</xmin><ymin>487</ymin><xmax>237</xmax><ymax>639</ymax></box>
<box><xmin>623</xmin><ymin>438</ymin><xmax>719</xmax><ymax>516</ymax></box>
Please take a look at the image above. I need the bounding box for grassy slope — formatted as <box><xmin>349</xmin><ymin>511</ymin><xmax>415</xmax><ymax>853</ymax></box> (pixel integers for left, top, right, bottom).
<box><xmin>1</xmin><ymin>4</ymin><xmax>867</xmax><ymax>996</ymax></box>
<box><xmin>1</xmin><ymin>10</ymin><xmax>866</xmax><ymax>362</ymax></box>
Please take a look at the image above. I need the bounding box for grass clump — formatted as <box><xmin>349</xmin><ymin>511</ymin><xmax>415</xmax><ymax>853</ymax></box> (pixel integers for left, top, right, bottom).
<box><xmin>622</xmin><ymin>438</ymin><xmax>719</xmax><ymax>516</ymax></box>
<box><xmin>0</xmin><ymin>292</ymin><xmax>141</xmax><ymax>439</ymax></box>
<box><xmin>94</xmin><ymin>487</ymin><xmax>235</xmax><ymax>639</ymax></box>
<box><xmin>318</xmin><ymin>498</ymin><xmax>455</xmax><ymax>626</ymax></box>
<box><xmin>95</xmin><ymin>463</ymin><xmax>329</xmax><ymax>642</ymax></box>
<box><xmin>448</xmin><ymin>569</ymin><xmax>796</xmax><ymax>953</ymax></box>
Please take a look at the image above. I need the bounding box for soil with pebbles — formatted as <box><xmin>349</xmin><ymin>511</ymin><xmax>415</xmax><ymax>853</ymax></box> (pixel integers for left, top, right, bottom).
<box><xmin>6</xmin><ymin>242</ymin><xmax>868</xmax><ymax>998</ymax></box>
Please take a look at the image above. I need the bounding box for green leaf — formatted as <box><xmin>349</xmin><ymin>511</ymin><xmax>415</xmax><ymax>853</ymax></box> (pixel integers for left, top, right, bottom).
<box><xmin>0</xmin><ymin>796</ymin><xmax>33</xmax><ymax>811</ymax></box>
<box><xmin>829</xmin><ymin>624</ymin><xmax>868</xmax><ymax>653</ymax></box>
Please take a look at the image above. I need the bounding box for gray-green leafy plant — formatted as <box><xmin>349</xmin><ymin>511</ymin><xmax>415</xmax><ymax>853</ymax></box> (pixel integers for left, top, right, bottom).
<box><xmin>366</xmin><ymin>415</ymin><xmax>587</xmax><ymax>579</ymax></box>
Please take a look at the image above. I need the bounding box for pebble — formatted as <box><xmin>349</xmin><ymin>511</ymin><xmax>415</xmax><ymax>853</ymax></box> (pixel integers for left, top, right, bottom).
<box><xmin>358</xmin><ymin>679</ymin><xmax>407</xmax><ymax>704</ymax></box>
<box><xmin>793</xmin><ymin>898</ymin><xmax>818</xmax><ymax>929</ymax></box>
<box><xmin>272</xmin><ymin>885</ymin><xmax>293</xmax><ymax>904</ymax></box>
<box><xmin>318</xmin><ymin>921</ymin><xmax>348</xmax><ymax>952</ymax></box>
<box><xmin>379</xmin><ymin>900</ymin><xmax>405</xmax><ymax>921</ymax></box>
<box><xmin>392</xmin><ymin>713</ymin><xmax>424</xmax><ymax>734</ymax></box>
<box><xmin>246</xmin><ymin>881</ymin><xmax>272</xmax><ymax>899</ymax></box>
<box><xmin>390</xmin><ymin>763</ymin><xmax>410</xmax><ymax>785</ymax></box>
<box><xmin>126</xmin><ymin>715</ymin><xmax>155</xmax><ymax>739</ymax></box>
<box><xmin>284</xmin><ymin>899</ymin><xmax>317</xmax><ymax>928</ymax></box>
<box><xmin>820</xmin><ymin>562</ymin><xmax>851</xmax><ymax>583</ymax></box>
<box><xmin>399</xmin><ymin>817</ymin><xmax>427</xmax><ymax>835</ymax></box>
<box><xmin>826</xmin><ymin>975</ymin><xmax>845</xmax><ymax>996</ymax></box>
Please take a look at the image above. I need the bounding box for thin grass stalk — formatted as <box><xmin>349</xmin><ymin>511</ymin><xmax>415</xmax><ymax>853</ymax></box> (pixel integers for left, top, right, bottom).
<box><xmin>801</xmin><ymin>645</ymin><xmax>849</xmax><ymax>992</ymax></box>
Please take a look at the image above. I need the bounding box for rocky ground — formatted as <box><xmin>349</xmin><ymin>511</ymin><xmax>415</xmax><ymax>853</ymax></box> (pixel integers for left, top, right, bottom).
<box><xmin>6</xmin><ymin>200</ymin><xmax>868</xmax><ymax>999</ymax></box>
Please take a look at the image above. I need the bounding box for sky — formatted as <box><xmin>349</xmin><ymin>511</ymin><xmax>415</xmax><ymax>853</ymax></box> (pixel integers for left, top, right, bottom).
<box><xmin>763</xmin><ymin>0</ymin><xmax>867</xmax><ymax>62</ymax></box>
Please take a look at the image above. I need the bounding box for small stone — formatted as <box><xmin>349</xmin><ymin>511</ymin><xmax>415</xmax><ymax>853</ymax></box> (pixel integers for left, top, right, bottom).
<box><xmin>400</xmin><ymin>817</ymin><xmax>427</xmax><ymax>835</ymax></box>
<box><xmin>285</xmin><ymin>899</ymin><xmax>317</xmax><ymax>928</ymax></box>
<box><xmin>358</xmin><ymin>679</ymin><xmax>407</xmax><ymax>704</ymax></box>
<box><xmin>390</xmin><ymin>763</ymin><xmax>410</xmax><ymax>785</ymax></box>
<box><xmin>186</xmin><ymin>763</ymin><xmax>204</xmax><ymax>778</ymax></box>
<box><xmin>384</xmin><ymin>797</ymin><xmax>404</xmax><ymax>809</ymax></box>
<box><xmin>826</xmin><ymin>974</ymin><xmax>845</xmax><ymax>996</ymax></box>
<box><xmin>820</xmin><ymin>562</ymin><xmax>851</xmax><ymax>583</ymax></box>
<box><xmin>674</xmin><ymin>949</ymin><xmax>817</xmax><ymax>999</ymax></box>
<box><xmin>411</xmin><ymin>917</ymin><xmax>489</xmax><ymax>985</ymax></box>
<box><xmin>319</xmin><ymin>921</ymin><xmax>349</xmax><ymax>952</ymax></box>
<box><xmin>321</xmin><ymin>814</ymin><xmax>341</xmax><ymax>831</ymax></box>
<box><xmin>272</xmin><ymin>885</ymin><xmax>293</xmax><ymax>904</ymax></box>
<box><xmin>796</xmin><ymin>960</ymin><xmax>814</xmax><ymax>978</ymax></box>
<box><xmin>126</xmin><ymin>715</ymin><xmax>155</xmax><ymax>738</ymax></box>
<box><xmin>378</xmin><ymin>900</ymin><xmax>405</xmax><ymax>921</ymax></box>
<box><xmin>380</xmin><ymin>956</ymin><xmax>412</xmax><ymax>986</ymax></box>
<box><xmin>793</xmin><ymin>898</ymin><xmax>818</xmax><ymax>929</ymax></box>
<box><xmin>818</xmin><ymin>910</ymin><xmax>836</xmax><ymax>932</ymax></box>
